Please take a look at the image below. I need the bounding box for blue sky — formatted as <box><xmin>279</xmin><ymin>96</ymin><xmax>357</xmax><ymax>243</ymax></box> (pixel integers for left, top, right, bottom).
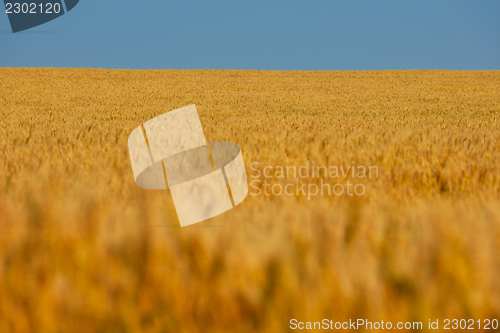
<box><xmin>1</xmin><ymin>0</ymin><xmax>499</xmax><ymax>70</ymax></box>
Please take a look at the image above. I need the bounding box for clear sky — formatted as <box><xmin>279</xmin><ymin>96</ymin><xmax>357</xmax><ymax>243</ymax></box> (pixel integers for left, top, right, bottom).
<box><xmin>1</xmin><ymin>0</ymin><xmax>499</xmax><ymax>70</ymax></box>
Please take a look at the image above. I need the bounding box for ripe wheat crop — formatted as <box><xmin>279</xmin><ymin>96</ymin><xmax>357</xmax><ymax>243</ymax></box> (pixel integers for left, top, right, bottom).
<box><xmin>0</xmin><ymin>68</ymin><xmax>499</xmax><ymax>332</ymax></box>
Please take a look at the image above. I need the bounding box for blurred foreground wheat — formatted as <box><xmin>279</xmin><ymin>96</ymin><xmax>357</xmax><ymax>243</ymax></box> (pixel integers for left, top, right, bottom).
<box><xmin>0</xmin><ymin>68</ymin><xmax>500</xmax><ymax>332</ymax></box>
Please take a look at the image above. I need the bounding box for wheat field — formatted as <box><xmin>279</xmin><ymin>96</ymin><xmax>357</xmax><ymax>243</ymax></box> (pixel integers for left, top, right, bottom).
<box><xmin>0</xmin><ymin>68</ymin><xmax>499</xmax><ymax>332</ymax></box>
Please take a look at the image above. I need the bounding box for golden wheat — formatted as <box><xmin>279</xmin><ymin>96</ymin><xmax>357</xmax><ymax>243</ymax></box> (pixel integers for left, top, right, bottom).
<box><xmin>0</xmin><ymin>68</ymin><xmax>499</xmax><ymax>332</ymax></box>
